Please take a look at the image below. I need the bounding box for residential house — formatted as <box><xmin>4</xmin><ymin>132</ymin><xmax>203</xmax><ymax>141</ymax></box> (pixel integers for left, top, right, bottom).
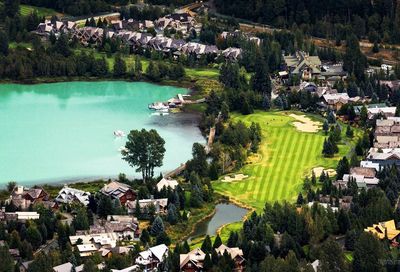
<box><xmin>111</xmin><ymin>265</ymin><xmax>139</xmax><ymax>272</ymax></box>
<box><xmin>55</xmin><ymin>186</ymin><xmax>91</xmax><ymax>206</ymax></box>
<box><xmin>215</xmin><ymin>244</ymin><xmax>246</xmax><ymax>272</ymax></box>
<box><xmin>283</xmin><ymin>51</ymin><xmax>321</xmax><ymax>80</ymax></box>
<box><xmin>322</xmin><ymin>93</ymin><xmax>350</xmax><ymax>111</ymax></box>
<box><xmin>342</xmin><ymin>167</ymin><xmax>379</xmax><ymax>189</ymax></box>
<box><xmin>8</xmin><ymin>186</ymin><xmax>49</xmax><ymax>210</ymax></box>
<box><xmin>53</xmin><ymin>262</ymin><xmax>84</xmax><ymax>272</ymax></box>
<box><xmin>374</xmin><ymin>117</ymin><xmax>400</xmax><ymax>148</ymax></box>
<box><xmin>380</xmin><ymin>80</ymin><xmax>400</xmax><ymax>91</ymax></box>
<box><xmin>36</xmin><ymin>20</ymin><xmax>77</xmax><ymax>37</ymax></box>
<box><xmin>306</xmin><ymin>201</ymin><xmax>338</xmax><ymax>212</ymax></box>
<box><xmin>364</xmin><ymin>219</ymin><xmax>400</xmax><ymax>241</ymax></box>
<box><xmin>72</xmin><ymin>27</ymin><xmax>104</xmax><ymax>46</ymax></box>
<box><xmin>156</xmin><ymin>177</ymin><xmax>179</xmax><ymax>192</ymax></box>
<box><xmin>220</xmin><ymin>30</ymin><xmax>261</xmax><ymax>46</ymax></box>
<box><xmin>41</xmin><ymin>201</ymin><xmax>59</xmax><ymax>210</ymax></box>
<box><xmin>221</xmin><ymin>47</ymin><xmax>242</xmax><ymax>60</ymax></box>
<box><xmin>104</xmin><ymin>215</ymin><xmax>140</xmax><ymax>240</ymax></box>
<box><xmin>19</xmin><ymin>260</ymin><xmax>33</xmax><ymax>272</ymax></box>
<box><xmin>180</xmin><ymin>248</ymin><xmax>206</xmax><ymax>272</ymax></box>
<box><xmin>126</xmin><ymin>198</ymin><xmax>168</xmax><ymax>215</ymax></box>
<box><xmin>367</xmin><ymin>106</ymin><xmax>396</xmax><ymax>119</ymax></box>
<box><xmin>111</xmin><ymin>19</ymin><xmax>140</xmax><ymax>31</ymax></box>
<box><xmin>69</xmin><ymin>232</ymin><xmax>118</xmax><ymax>257</ymax></box>
<box><xmin>180</xmin><ymin>42</ymin><xmax>218</xmax><ymax>58</ymax></box>
<box><xmin>101</xmin><ymin>181</ymin><xmax>136</xmax><ymax>205</ymax></box>
<box><xmin>365</xmin><ymin>147</ymin><xmax>400</xmax><ymax>169</ymax></box>
<box><xmin>135</xmin><ymin>244</ymin><xmax>169</xmax><ymax>271</ymax></box>
<box><xmin>320</xmin><ymin>63</ymin><xmax>347</xmax><ymax>82</ymax></box>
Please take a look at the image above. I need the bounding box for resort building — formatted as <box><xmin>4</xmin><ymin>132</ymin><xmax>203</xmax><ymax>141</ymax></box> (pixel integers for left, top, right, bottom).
<box><xmin>283</xmin><ymin>51</ymin><xmax>321</xmax><ymax>80</ymax></box>
<box><xmin>126</xmin><ymin>198</ymin><xmax>168</xmax><ymax>215</ymax></box>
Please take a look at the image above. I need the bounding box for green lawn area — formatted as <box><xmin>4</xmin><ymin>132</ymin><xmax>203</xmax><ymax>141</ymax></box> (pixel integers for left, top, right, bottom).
<box><xmin>73</xmin><ymin>48</ymin><xmax>220</xmax><ymax>81</ymax></box>
<box><xmin>213</xmin><ymin>111</ymin><xmax>359</xmax><ymax>211</ymax></box>
<box><xmin>20</xmin><ymin>4</ymin><xmax>60</xmax><ymax>17</ymax></box>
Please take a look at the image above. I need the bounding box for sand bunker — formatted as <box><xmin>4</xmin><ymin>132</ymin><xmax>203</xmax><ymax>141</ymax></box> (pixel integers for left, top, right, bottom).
<box><xmin>289</xmin><ymin>114</ymin><xmax>321</xmax><ymax>133</ymax></box>
<box><xmin>222</xmin><ymin>174</ymin><xmax>249</xmax><ymax>182</ymax></box>
<box><xmin>312</xmin><ymin>167</ymin><xmax>337</xmax><ymax>177</ymax></box>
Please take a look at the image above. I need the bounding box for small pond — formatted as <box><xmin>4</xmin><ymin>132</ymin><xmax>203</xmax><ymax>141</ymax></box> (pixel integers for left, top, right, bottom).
<box><xmin>188</xmin><ymin>203</ymin><xmax>248</xmax><ymax>241</ymax></box>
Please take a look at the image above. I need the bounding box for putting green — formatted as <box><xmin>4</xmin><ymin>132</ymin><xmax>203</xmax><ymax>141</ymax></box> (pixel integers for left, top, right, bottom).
<box><xmin>213</xmin><ymin>111</ymin><xmax>357</xmax><ymax>210</ymax></box>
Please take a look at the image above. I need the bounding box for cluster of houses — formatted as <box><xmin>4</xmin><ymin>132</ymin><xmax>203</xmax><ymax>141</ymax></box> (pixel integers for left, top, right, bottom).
<box><xmin>179</xmin><ymin>245</ymin><xmax>246</xmax><ymax>272</ymax></box>
<box><xmin>34</xmin><ymin>12</ymin><xmax>253</xmax><ymax>61</ymax></box>
<box><xmin>0</xmin><ymin>177</ymin><xmax>195</xmax><ymax>271</ymax></box>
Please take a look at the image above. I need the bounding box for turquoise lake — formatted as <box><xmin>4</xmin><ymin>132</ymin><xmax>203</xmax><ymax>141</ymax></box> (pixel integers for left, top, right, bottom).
<box><xmin>0</xmin><ymin>81</ymin><xmax>204</xmax><ymax>185</ymax></box>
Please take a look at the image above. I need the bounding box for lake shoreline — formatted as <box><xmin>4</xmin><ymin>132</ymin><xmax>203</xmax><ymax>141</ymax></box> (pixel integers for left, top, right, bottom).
<box><xmin>0</xmin><ymin>76</ymin><xmax>196</xmax><ymax>91</ymax></box>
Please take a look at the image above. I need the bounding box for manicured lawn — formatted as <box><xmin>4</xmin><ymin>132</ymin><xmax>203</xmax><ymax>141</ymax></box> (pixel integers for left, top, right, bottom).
<box><xmin>213</xmin><ymin>111</ymin><xmax>359</xmax><ymax>211</ymax></box>
<box><xmin>20</xmin><ymin>4</ymin><xmax>60</xmax><ymax>17</ymax></box>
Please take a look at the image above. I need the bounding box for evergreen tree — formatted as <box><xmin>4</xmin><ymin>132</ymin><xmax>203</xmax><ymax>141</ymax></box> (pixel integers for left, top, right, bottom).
<box><xmin>113</xmin><ymin>54</ymin><xmax>127</xmax><ymax>77</ymax></box>
<box><xmin>319</xmin><ymin>239</ymin><xmax>347</xmax><ymax>272</ymax></box>
<box><xmin>150</xmin><ymin>216</ymin><xmax>165</xmax><ymax>236</ymax></box>
<box><xmin>323</xmin><ymin>120</ymin><xmax>329</xmax><ymax>135</ymax></box>
<box><xmin>0</xmin><ymin>31</ymin><xmax>9</xmax><ymax>56</ymax></box>
<box><xmin>3</xmin><ymin>0</ymin><xmax>20</xmax><ymax>17</ymax></box>
<box><xmin>83</xmin><ymin>259</ymin><xmax>98</xmax><ymax>272</ymax></box>
<box><xmin>346</xmin><ymin>125</ymin><xmax>354</xmax><ymax>138</ymax></box>
<box><xmin>0</xmin><ymin>245</ymin><xmax>14</xmax><ymax>272</ymax></box>
<box><xmin>336</xmin><ymin>157</ymin><xmax>350</xmax><ymax>180</ymax></box>
<box><xmin>297</xmin><ymin>193</ymin><xmax>304</xmax><ymax>205</ymax></box>
<box><xmin>353</xmin><ymin>232</ymin><xmax>386</xmax><ymax>272</ymax></box>
<box><xmin>203</xmin><ymin>253</ymin><xmax>213</xmax><ymax>271</ymax></box>
<box><xmin>251</xmin><ymin>55</ymin><xmax>271</xmax><ymax>96</ymax></box>
<box><xmin>343</xmin><ymin>34</ymin><xmax>367</xmax><ymax>81</ymax></box>
<box><xmin>322</xmin><ymin>138</ymin><xmax>335</xmax><ymax>157</ymax></box>
<box><xmin>26</xmin><ymin>225</ymin><xmax>43</xmax><ymax>250</ymax></box>
<box><xmin>146</xmin><ymin>61</ymin><xmax>161</xmax><ymax>81</ymax></box>
<box><xmin>73</xmin><ymin>207</ymin><xmax>90</xmax><ymax>230</ymax></box>
<box><xmin>167</xmin><ymin>204</ymin><xmax>178</xmax><ymax>225</ymax></box>
<box><xmin>327</xmin><ymin>111</ymin><xmax>336</xmax><ymax>124</ymax></box>
<box><xmin>201</xmin><ymin>235</ymin><xmax>213</xmax><ymax>253</ymax></box>
<box><xmin>140</xmin><ymin>229</ymin><xmax>150</xmax><ymax>246</ymax></box>
<box><xmin>213</xmin><ymin>234</ymin><xmax>222</xmax><ymax>249</ymax></box>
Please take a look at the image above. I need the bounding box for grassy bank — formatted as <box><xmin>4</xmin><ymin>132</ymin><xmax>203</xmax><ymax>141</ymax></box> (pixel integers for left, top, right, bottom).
<box><xmin>20</xmin><ymin>4</ymin><xmax>60</xmax><ymax>17</ymax></box>
<box><xmin>213</xmin><ymin>110</ymin><xmax>360</xmax><ymax>211</ymax></box>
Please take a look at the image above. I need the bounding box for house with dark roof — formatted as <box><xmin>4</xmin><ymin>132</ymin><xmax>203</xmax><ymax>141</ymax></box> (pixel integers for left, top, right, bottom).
<box><xmin>100</xmin><ymin>181</ymin><xmax>136</xmax><ymax>205</ymax></box>
<box><xmin>8</xmin><ymin>186</ymin><xmax>49</xmax><ymax>210</ymax></box>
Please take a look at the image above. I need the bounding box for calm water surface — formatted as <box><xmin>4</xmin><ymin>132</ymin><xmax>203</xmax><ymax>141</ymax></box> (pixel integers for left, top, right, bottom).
<box><xmin>0</xmin><ymin>81</ymin><xmax>204</xmax><ymax>185</ymax></box>
<box><xmin>189</xmin><ymin>203</ymin><xmax>248</xmax><ymax>241</ymax></box>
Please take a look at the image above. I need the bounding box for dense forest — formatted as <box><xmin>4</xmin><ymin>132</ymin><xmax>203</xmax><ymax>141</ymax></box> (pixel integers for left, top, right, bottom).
<box><xmin>214</xmin><ymin>0</ymin><xmax>400</xmax><ymax>44</ymax></box>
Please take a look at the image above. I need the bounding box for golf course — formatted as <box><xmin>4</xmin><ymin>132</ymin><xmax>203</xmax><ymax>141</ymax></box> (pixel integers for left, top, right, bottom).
<box><xmin>213</xmin><ymin>110</ymin><xmax>358</xmax><ymax>210</ymax></box>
